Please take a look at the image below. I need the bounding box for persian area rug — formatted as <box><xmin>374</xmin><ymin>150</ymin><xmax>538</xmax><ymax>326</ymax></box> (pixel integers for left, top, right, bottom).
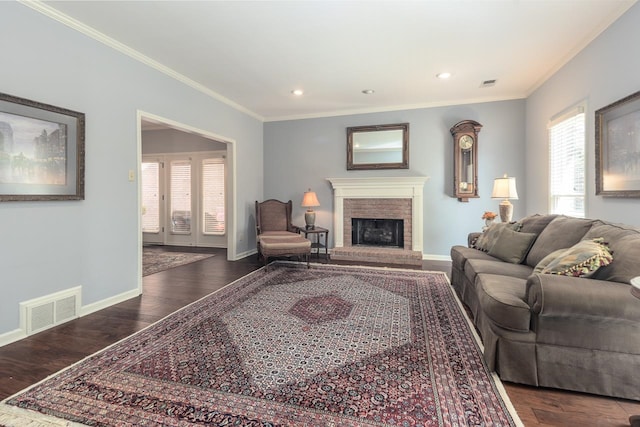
<box><xmin>142</xmin><ymin>246</ymin><xmax>214</xmax><ymax>276</ymax></box>
<box><xmin>0</xmin><ymin>263</ymin><xmax>522</xmax><ymax>427</ymax></box>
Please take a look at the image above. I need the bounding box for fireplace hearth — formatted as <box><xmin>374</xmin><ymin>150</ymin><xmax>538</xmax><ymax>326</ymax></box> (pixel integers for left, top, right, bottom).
<box><xmin>352</xmin><ymin>218</ymin><xmax>404</xmax><ymax>248</ymax></box>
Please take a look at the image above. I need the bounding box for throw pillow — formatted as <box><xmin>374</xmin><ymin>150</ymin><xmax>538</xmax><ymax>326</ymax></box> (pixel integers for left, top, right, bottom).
<box><xmin>533</xmin><ymin>248</ymin><xmax>566</xmax><ymax>273</ymax></box>
<box><xmin>487</xmin><ymin>228</ymin><xmax>538</xmax><ymax>264</ymax></box>
<box><xmin>474</xmin><ymin>222</ymin><xmax>522</xmax><ymax>252</ymax></box>
<box><xmin>535</xmin><ymin>238</ymin><xmax>614</xmax><ymax>278</ymax></box>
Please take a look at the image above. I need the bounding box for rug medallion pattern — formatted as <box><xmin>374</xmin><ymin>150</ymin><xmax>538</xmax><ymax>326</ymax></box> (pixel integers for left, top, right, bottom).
<box><xmin>3</xmin><ymin>263</ymin><xmax>519</xmax><ymax>426</ymax></box>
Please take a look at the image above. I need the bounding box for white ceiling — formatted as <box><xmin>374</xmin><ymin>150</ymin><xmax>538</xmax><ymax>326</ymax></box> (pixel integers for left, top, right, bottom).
<box><xmin>39</xmin><ymin>0</ymin><xmax>636</xmax><ymax>122</ymax></box>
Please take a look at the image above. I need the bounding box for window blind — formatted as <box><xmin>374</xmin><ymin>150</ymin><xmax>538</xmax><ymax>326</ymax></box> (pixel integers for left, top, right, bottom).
<box><xmin>202</xmin><ymin>158</ymin><xmax>225</xmax><ymax>235</ymax></box>
<box><xmin>141</xmin><ymin>161</ymin><xmax>160</xmax><ymax>233</ymax></box>
<box><xmin>549</xmin><ymin>108</ymin><xmax>585</xmax><ymax>217</ymax></box>
<box><xmin>170</xmin><ymin>160</ymin><xmax>192</xmax><ymax>234</ymax></box>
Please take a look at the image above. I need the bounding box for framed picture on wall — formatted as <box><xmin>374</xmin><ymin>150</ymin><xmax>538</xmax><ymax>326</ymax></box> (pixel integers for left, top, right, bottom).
<box><xmin>0</xmin><ymin>92</ymin><xmax>85</xmax><ymax>201</ymax></box>
<box><xmin>595</xmin><ymin>90</ymin><xmax>640</xmax><ymax>197</ymax></box>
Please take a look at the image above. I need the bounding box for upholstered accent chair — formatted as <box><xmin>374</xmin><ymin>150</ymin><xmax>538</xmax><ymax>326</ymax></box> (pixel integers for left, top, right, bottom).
<box><xmin>255</xmin><ymin>199</ymin><xmax>311</xmax><ymax>270</ymax></box>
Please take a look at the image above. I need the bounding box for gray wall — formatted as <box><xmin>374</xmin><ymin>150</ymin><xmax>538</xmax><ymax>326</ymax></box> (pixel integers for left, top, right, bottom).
<box><xmin>526</xmin><ymin>2</ymin><xmax>640</xmax><ymax>225</ymax></box>
<box><xmin>0</xmin><ymin>3</ymin><xmax>263</xmax><ymax>338</ymax></box>
<box><xmin>264</xmin><ymin>99</ymin><xmax>527</xmax><ymax>257</ymax></box>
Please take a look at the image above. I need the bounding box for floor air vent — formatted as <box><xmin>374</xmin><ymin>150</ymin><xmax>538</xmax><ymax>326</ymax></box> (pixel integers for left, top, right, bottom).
<box><xmin>20</xmin><ymin>287</ymin><xmax>81</xmax><ymax>335</ymax></box>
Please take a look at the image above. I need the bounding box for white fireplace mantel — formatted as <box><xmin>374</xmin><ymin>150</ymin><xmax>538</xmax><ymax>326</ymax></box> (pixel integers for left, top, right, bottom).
<box><xmin>327</xmin><ymin>177</ymin><xmax>429</xmax><ymax>252</ymax></box>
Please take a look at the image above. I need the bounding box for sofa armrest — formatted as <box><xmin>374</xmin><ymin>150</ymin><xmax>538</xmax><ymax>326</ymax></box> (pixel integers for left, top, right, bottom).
<box><xmin>468</xmin><ymin>232</ymin><xmax>482</xmax><ymax>248</ymax></box>
<box><xmin>526</xmin><ymin>273</ymin><xmax>640</xmax><ymax>322</ymax></box>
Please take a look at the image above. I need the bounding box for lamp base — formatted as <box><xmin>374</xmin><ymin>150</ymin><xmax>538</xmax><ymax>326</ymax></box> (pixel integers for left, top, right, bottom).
<box><xmin>304</xmin><ymin>210</ymin><xmax>316</xmax><ymax>229</ymax></box>
<box><xmin>499</xmin><ymin>200</ymin><xmax>513</xmax><ymax>222</ymax></box>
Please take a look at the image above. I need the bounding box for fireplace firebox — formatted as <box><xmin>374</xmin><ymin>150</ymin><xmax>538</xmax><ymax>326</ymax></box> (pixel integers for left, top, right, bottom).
<box><xmin>351</xmin><ymin>218</ymin><xmax>404</xmax><ymax>248</ymax></box>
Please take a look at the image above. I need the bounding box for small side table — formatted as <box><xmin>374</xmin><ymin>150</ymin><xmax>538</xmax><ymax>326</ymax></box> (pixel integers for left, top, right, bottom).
<box><xmin>300</xmin><ymin>226</ymin><xmax>329</xmax><ymax>262</ymax></box>
<box><xmin>629</xmin><ymin>277</ymin><xmax>640</xmax><ymax>427</ymax></box>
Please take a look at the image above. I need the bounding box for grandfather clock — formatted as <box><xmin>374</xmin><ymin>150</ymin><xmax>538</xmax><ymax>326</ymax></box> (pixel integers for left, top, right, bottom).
<box><xmin>450</xmin><ymin>120</ymin><xmax>482</xmax><ymax>202</ymax></box>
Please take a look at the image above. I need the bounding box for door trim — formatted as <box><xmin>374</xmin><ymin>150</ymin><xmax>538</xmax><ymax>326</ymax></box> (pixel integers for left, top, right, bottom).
<box><xmin>136</xmin><ymin>110</ymin><xmax>238</xmax><ymax>293</ymax></box>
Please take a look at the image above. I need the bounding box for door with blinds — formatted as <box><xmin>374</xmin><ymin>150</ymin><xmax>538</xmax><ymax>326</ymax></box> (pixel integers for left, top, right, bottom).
<box><xmin>141</xmin><ymin>158</ymin><xmax>164</xmax><ymax>244</ymax></box>
<box><xmin>142</xmin><ymin>152</ymin><xmax>226</xmax><ymax>247</ymax></box>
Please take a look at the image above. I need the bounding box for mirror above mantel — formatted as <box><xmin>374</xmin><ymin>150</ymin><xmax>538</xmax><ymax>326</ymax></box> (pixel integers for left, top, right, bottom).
<box><xmin>347</xmin><ymin>123</ymin><xmax>409</xmax><ymax>170</ymax></box>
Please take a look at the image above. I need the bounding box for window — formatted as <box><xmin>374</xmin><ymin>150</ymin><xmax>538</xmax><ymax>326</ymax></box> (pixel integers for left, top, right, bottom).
<box><xmin>549</xmin><ymin>106</ymin><xmax>586</xmax><ymax>217</ymax></box>
<box><xmin>141</xmin><ymin>161</ymin><xmax>160</xmax><ymax>233</ymax></box>
<box><xmin>202</xmin><ymin>158</ymin><xmax>225</xmax><ymax>234</ymax></box>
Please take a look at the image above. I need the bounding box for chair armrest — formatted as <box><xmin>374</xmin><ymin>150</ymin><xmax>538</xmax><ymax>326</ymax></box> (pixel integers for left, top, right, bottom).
<box><xmin>289</xmin><ymin>225</ymin><xmax>303</xmax><ymax>233</ymax></box>
<box><xmin>526</xmin><ymin>273</ymin><xmax>640</xmax><ymax>322</ymax></box>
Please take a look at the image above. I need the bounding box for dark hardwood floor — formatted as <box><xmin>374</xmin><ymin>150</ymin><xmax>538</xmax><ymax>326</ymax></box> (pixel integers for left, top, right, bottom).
<box><xmin>1</xmin><ymin>248</ymin><xmax>638</xmax><ymax>426</ymax></box>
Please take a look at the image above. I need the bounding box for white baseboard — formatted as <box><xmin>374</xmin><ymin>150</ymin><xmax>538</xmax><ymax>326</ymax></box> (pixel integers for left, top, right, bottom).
<box><xmin>80</xmin><ymin>288</ymin><xmax>141</xmax><ymax>317</ymax></box>
<box><xmin>232</xmin><ymin>249</ymin><xmax>257</xmax><ymax>261</ymax></box>
<box><xmin>1</xmin><ymin>287</ymin><xmax>141</xmax><ymax>349</ymax></box>
<box><xmin>0</xmin><ymin>329</ymin><xmax>26</xmax><ymax>348</ymax></box>
<box><xmin>423</xmin><ymin>254</ymin><xmax>452</xmax><ymax>262</ymax></box>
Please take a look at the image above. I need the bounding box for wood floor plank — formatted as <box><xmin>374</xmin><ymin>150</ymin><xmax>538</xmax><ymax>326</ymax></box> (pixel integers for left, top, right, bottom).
<box><xmin>0</xmin><ymin>249</ymin><xmax>637</xmax><ymax>427</ymax></box>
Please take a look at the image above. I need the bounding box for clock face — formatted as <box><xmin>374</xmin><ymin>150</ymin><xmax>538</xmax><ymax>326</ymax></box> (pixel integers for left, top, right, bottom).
<box><xmin>459</xmin><ymin>135</ymin><xmax>474</xmax><ymax>150</ymax></box>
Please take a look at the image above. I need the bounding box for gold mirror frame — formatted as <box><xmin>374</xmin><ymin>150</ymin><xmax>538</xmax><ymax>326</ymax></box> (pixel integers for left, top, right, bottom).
<box><xmin>347</xmin><ymin>123</ymin><xmax>409</xmax><ymax>170</ymax></box>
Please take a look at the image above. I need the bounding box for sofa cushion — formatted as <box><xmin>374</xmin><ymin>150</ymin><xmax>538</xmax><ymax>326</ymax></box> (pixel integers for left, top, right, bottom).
<box><xmin>525</xmin><ymin>216</ymin><xmax>594</xmax><ymax>267</ymax></box>
<box><xmin>474</xmin><ymin>222</ymin><xmax>521</xmax><ymax>252</ymax></box>
<box><xmin>583</xmin><ymin>221</ymin><xmax>640</xmax><ymax>242</ymax></box>
<box><xmin>519</xmin><ymin>214</ymin><xmax>559</xmax><ymax>235</ymax></box>
<box><xmin>477</xmin><ymin>274</ymin><xmax>531</xmax><ymax>332</ymax></box>
<box><xmin>450</xmin><ymin>245</ymin><xmax>498</xmax><ymax>273</ymax></box>
<box><xmin>488</xmin><ymin>228</ymin><xmax>537</xmax><ymax>264</ymax></box>
<box><xmin>464</xmin><ymin>259</ymin><xmax>534</xmax><ymax>286</ymax></box>
<box><xmin>534</xmin><ymin>238</ymin><xmax>613</xmax><ymax>278</ymax></box>
<box><xmin>591</xmin><ymin>233</ymin><xmax>640</xmax><ymax>284</ymax></box>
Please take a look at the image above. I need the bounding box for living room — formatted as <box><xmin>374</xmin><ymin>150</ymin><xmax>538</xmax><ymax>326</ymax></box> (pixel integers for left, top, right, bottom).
<box><xmin>1</xmin><ymin>1</ymin><xmax>640</xmax><ymax>424</ymax></box>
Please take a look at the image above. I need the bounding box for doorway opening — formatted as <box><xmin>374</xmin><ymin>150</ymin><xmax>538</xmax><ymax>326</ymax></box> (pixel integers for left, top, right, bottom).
<box><xmin>137</xmin><ymin>111</ymin><xmax>237</xmax><ymax>284</ymax></box>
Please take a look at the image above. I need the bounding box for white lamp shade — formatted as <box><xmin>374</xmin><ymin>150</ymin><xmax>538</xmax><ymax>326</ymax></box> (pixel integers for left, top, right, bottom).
<box><xmin>301</xmin><ymin>190</ymin><xmax>320</xmax><ymax>208</ymax></box>
<box><xmin>491</xmin><ymin>176</ymin><xmax>518</xmax><ymax>200</ymax></box>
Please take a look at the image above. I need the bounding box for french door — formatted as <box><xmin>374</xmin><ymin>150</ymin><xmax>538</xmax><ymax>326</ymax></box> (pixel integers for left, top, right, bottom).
<box><xmin>142</xmin><ymin>152</ymin><xmax>226</xmax><ymax>247</ymax></box>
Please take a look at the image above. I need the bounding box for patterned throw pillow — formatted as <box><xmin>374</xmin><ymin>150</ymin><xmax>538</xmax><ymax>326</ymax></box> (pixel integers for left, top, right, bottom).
<box><xmin>533</xmin><ymin>249</ymin><xmax>566</xmax><ymax>273</ymax></box>
<box><xmin>534</xmin><ymin>238</ymin><xmax>613</xmax><ymax>278</ymax></box>
<box><xmin>474</xmin><ymin>222</ymin><xmax>522</xmax><ymax>252</ymax></box>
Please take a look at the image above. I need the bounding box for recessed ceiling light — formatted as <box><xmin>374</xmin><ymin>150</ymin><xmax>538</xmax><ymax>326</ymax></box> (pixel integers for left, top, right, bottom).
<box><xmin>291</xmin><ymin>89</ymin><xmax>304</xmax><ymax>96</ymax></box>
<box><xmin>362</xmin><ymin>89</ymin><xmax>375</xmax><ymax>94</ymax></box>
<box><xmin>436</xmin><ymin>72</ymin><xmax>452</xmax><ymax>80</ymax></box>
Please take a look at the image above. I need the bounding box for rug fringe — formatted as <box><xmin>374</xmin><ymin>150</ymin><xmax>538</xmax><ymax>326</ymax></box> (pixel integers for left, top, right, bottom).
<box><xmin>0</xmin><ymin>404</ymin><xmax>87</xmax><ymax>426</ymax></box>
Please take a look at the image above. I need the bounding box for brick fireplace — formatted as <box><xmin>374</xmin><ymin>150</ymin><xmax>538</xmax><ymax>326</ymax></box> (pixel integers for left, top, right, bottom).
<box><xmin>327</xmin><ymin>177</ymin><xmax>428</xmax><ymax>266</ymax></box>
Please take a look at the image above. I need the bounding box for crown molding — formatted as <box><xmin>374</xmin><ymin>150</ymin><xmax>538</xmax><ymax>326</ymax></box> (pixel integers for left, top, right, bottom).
<box><xmin>264</xmin><ymin>95</ymin><xmax>527</xmax><ymax>123</ymax></box>
<box><xmin>18</xmin><ymin>0</ymin><xmax>265</xmax><ymax>122</ymax></box>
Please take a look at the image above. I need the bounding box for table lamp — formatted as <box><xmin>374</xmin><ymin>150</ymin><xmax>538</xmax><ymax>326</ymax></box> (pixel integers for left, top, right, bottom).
<box><xmin>492</xmin><ymin>174</ymin><xmax>518</xmax><ymax>222</ymax></box>
<box><xmin>301</xmin><ymin>189</ymin><xmax>320</xmax><ymax>229</ymax></box>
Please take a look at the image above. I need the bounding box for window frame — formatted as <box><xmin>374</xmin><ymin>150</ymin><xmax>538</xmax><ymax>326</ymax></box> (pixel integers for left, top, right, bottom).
<box><xmin>548</xmin><ymin>104</ymin><xmax>587</xmax><ymax>218</ymax></box>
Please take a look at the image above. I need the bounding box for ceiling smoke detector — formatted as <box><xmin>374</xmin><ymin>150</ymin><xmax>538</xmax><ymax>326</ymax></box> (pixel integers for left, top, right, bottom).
<box><xmin>480</xmin><ymin>79</ymin><xmax>497</xmax><ymax>88</ymax></box>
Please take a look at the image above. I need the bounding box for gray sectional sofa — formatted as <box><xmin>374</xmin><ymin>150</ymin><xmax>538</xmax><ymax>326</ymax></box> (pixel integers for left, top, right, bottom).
<box><xmin>450</xmin><ymin>214</ymin><xmax>640</xmax><ymax>400</ymax></box>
